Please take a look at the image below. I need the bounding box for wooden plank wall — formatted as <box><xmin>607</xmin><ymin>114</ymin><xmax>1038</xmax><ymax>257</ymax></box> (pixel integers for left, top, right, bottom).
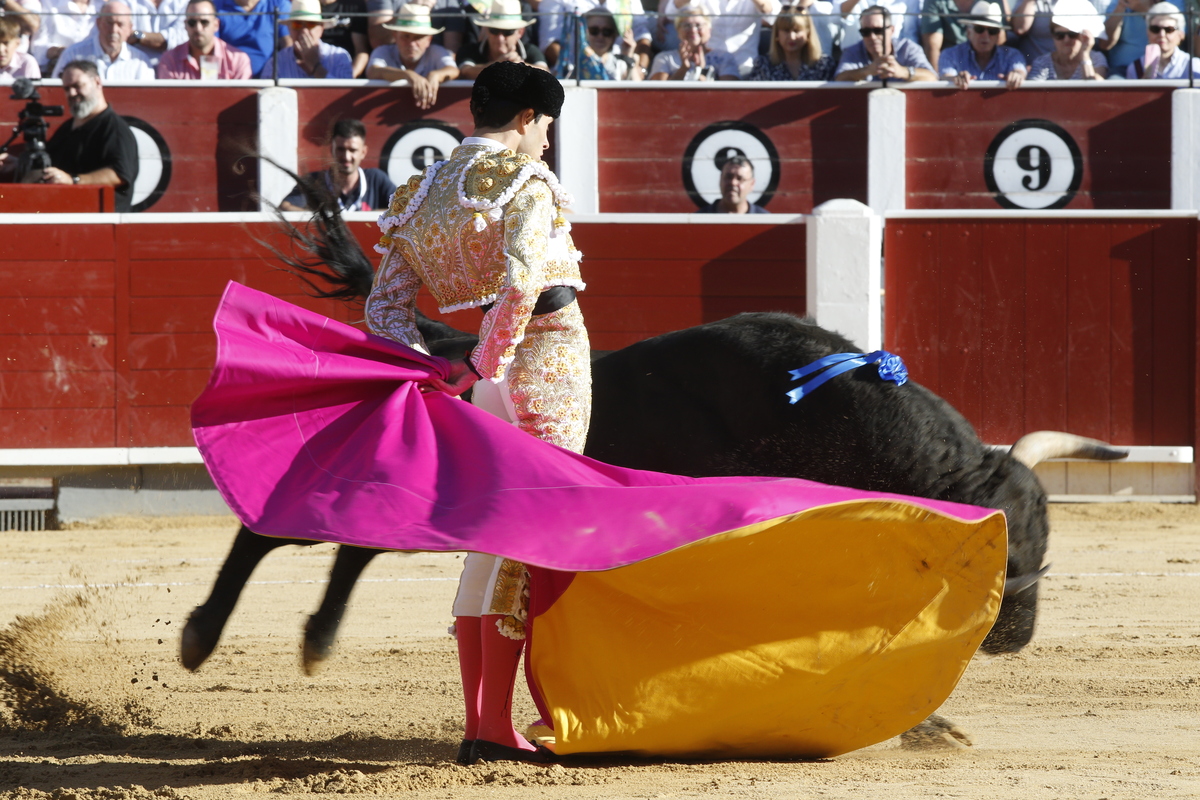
<box><xmin>906</xmin><ymin>89</ymin><xmax>1173</xmax><ymax>210</ymax></box>
<box><xmin>0</xmin><ymin>219</ymin><xmax>805</xmax><ymax>449</ymax></box>
<box><xmin>885</xmin><ymin>217</ymin><xmax>1197</xmax><ymax>448</ymax></box>
<box><xmin>596</xmin><ymin>88</ymin><xmax>869</xmax><ymax>214</ymax></box>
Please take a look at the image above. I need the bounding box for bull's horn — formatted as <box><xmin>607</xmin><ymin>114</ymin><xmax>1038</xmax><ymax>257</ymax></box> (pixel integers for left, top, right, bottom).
<box><xmin>1004</xmin><ymin>563</ymin><xmax>1051</xmax><ymax>596</ymax></box>
<box><xmin>1009</xmin><ymin>431</ymin><xmax>1129</xmax><ymax>468</ymax></box>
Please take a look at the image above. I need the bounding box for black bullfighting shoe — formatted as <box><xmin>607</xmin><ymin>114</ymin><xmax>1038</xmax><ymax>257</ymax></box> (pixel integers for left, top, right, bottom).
<box><xmin>455</xmin><ymin>740</ymin><xmax>476</xmax><ymax>765</ymax></box>
<box><xmin>470</xmin><ymin>739</ymin><xmax>556</xmax><ymax>764</ymax></box>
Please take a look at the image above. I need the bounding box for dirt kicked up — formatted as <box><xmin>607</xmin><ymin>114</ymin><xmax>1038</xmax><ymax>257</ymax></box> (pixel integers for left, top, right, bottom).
<box><xmin>0</xmin><ymin>504</ymin><xmax>1198</xmax><ymax>800</ymax></box>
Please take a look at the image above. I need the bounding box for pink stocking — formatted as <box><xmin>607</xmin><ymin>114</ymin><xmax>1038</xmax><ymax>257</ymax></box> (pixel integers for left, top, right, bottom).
<box><xmin>454</xmin><ymin>616</ymin><xmax>482</xmax><ymax>740</ymax></box>
<box><xmin>476</xmin><ymin>614</ymin><xmax>535</xmax><ymax>751</ymax></box>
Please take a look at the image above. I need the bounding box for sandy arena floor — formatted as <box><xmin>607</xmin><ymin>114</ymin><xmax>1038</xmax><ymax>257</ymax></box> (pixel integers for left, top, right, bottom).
<box><xmin>0</xmin><ymin>503</ymin><xmax>1197</xmax><ymax>799</ymax></box>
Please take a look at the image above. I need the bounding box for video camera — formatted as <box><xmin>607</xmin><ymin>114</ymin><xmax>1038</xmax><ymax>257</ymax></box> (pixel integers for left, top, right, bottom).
<box><xmin>2</xmin><ymin>78</ymin><xmax>65</xmax><ymax>182</ymax></box>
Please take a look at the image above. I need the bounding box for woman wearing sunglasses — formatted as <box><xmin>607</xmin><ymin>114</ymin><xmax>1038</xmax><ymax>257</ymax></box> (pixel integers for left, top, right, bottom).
<box><xmin>1123</xmin><ymin>2</ymin><xmax>1199</xmax><ymax>77</ymax></box>
<box><xmin>582</xmin><ymin>8</ymin><xmax>643</xmax><ymax>79</ymax></box>
<box><xmin>1026</xmin><ymin>0</ymin><xmax>1106</xmax><ymax>78</ymax></box>
<box><xmin>1103</xmin><ymin>0</ymin><xmax>1181</xmax><ymax>76</ymax></box>
<box><xmin>748</xmin><ymin>7</ymin><xmax>834</xmax><ymax>79</ymax></box>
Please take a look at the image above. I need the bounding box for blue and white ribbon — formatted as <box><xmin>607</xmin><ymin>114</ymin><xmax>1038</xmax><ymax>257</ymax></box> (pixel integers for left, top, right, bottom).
<box><xmin>786</xmin><ymin>351</ymin><xmax>909</xmax><ymax>404</ymax></box>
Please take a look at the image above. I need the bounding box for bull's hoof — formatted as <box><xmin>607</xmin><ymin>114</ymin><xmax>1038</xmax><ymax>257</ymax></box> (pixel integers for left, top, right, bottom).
<box><xmin>899</xmin><ymin>713</ymin><xmax>973</xmax><ymax>751</ymax></box>
<box><xmin>180</xmin><ymin>608</ymin><xmax>220</xmax><ymax>672</ymax></box>
<box><xmin>301</xmin><ymin>614</ymin><xmax>338</xmax><ymax>676</ymax></box>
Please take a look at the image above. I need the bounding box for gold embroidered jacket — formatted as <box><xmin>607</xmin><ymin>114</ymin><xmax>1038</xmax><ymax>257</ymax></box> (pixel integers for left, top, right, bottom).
<box><xmin>366</xmin><ymin>143</ymin><xmax>585</xmax><ymax>382</ymax></box>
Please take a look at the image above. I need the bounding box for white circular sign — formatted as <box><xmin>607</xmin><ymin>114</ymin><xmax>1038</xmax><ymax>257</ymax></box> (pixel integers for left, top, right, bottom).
<box><xmin>682</xmin><ymin>122</ymin><xmax>780</xmax><ymax>208</ymax></box>
<box><xmin>382</xmin><ymin>122</ymin><xmax>464</xmax><ymax>186</ymax></box>
<box><xmin>984</xmin><ymin>120</ymin><xmax>1081</xmax><ymax>210</ymax></box>
<box><xmin>123</xmin><ymin>117</ymin><xmax>171</xmax><ymax>212</ymax></box>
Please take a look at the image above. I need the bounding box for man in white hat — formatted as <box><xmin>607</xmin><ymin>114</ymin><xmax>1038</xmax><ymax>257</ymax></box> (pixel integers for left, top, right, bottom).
<box><xmin>262</xmin><ymin>0</ymin><xmax>354</xmax><ymax>77</ymax></box>
<box><xmin>455</xmin><ymin>0</ymin><xmax>547</xmax><ymax>78</ymax></box>
<box><xmin>366</xmin><ymin>2</ymin><xmax>459</xmax><ymax>107</ymax></box>
<box><xmin>937</xmin><ymin>0</ymin><xmax>1026</xmax><ymax>87</ymax></box>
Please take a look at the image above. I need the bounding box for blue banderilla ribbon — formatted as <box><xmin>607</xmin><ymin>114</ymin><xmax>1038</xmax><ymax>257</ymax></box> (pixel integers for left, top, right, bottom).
<box><xmin>786</xmin><ymin>351</ymin><xmax>909</xmax><ymax>404</ymax></box>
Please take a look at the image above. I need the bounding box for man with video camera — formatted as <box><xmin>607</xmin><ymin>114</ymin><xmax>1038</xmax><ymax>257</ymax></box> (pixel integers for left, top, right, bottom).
<box><xmin>1</xmin><ymin>60</ymin><xmax>138</xmax><ymax>211</ymax></box>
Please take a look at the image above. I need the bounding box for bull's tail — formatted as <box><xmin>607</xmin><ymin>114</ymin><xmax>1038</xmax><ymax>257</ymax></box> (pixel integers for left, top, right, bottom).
<box><xmin>265</xmin><ymin>159</ymin><xmax>375</xmax><ymax>302</ymax></box>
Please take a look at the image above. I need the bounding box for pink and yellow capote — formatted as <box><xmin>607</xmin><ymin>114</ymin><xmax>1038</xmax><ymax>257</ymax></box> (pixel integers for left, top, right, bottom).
<box><xmin>192</xmin><ymin>282</ymin><xmax>1008</xmax><ymax>759</ymax></box>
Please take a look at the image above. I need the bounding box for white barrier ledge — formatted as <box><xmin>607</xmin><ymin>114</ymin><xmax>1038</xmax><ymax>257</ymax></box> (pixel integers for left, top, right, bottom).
<box><xmin>987</xmin><ymin>445</ymin><xmax>1193</xmax><ymax>463</ymax></box>
<box><xmin>0</xmin><ymin>448</ymin><xmax>204</xmax><ymax>467</ymax></box>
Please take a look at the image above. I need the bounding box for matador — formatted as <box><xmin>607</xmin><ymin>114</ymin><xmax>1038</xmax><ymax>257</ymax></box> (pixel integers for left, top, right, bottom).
<box><xmin>364</xmin><ymin>62</ymin><xmax>588</xmax><ymax>765</ymax></box>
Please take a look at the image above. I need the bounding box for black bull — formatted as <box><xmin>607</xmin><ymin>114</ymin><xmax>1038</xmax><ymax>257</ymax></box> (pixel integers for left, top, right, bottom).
<box><xmin>181</xmin><ymin>311</ymin><xmax>1126</xmax><ymax>673</ymax></box>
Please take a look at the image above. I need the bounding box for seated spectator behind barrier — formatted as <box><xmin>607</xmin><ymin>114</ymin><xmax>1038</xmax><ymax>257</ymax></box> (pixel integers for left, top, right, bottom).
<box><xmin>920</xmin><ymin>0</ymin><xmax>973</xmax><ymax>71</ymax></box>
<box><xmin>367</xmin><ymin>0</ymin><xmax>458</xmax><ymax>53</ymax></box>
<box><xmin>1124</xmin><ymin>2</ymin><xmax>1197</xmax><ymax>77</ymax></box>
<box><xmin>157</xmin><ymin>0</ymin><xmax>251</xmax><ymax>76</ymax></box>
<box><xmin>280</xmin><ymin>118</ymin><xmax>397</xmax><ymax>212</ymax></box>
<box><xmin>213</xmin><ymin>0</ymin><xmax>291</xmax><ymax>78</ymax></box>
<box><xmin>785</xmin><ymin>0</ymin><xmax>840</xmax><ymax>56</ymax></box>
<box><xmin>1026</xmin><ymin>0</ymin><xmax>1106</xmax><ymax>78</ymax></box>
<box><xmin>32</xmin><ymin>0</ymin><xmax>99</xmax><ymax>70</ymax></box>
<box><xmin>31</xmin><ymin>60</ymin><xmax>137</xmax><ymax>210</ymax></box>
<box><xmin>3</xmin><ymin>0</ymin><xmax>42</xmax><ymax>57</ymax></box>
<box><xmin>317</xmin><ymin>0</ymin><xmax>371</xmax><ymax>76</ymax></box>
<box><xmin>580</xmin><ymin>7</ymin><xmax>643</xmax><ymax>79</ymax></box>
<box><xmin>1103</xmin><ymin>0</ymin><xmax>1179</xmax><ymax>76</ymax></box>
<box><xmin>649</xmin><ymin>6</ymin><xmax>740</xmax><ymax>80</ymax></box>
<box><xmin>1012</xmin><ymin>0</ymin><xmax>1099</xmax><ymax>62</ymax></box>
<box><xmin>838</xmin><ymin>0</ymin><xmax>910</xmax><ymax>51</ymax></box>
<box><xmin>539</xmin><ymin>0</ymin><xmax>652</xmax><ymax>72</ymax></box>
<box><xmin>127</xmin><ymin>0</ymin><xmax>188</xmax><ymax>63</ymax></box>
<box><xmin>698</xmin><ymin>156</ymin><xmax>768</xmax><ymax>214</ymax></box>
<box><xmin>663</xmin><ymin>0</ymin><xmax>783</xmax><ymax>77</ymax></box>
<box><xmin>52</xmin><ymin>0</ymin><xmax>156</xmax><ymax>77</ymax></box>
<box><xmin>835</xmin><ymin>4</ymin><xmax>935</xmax><ymax>80</ymax></box>
<box><xmin>0</xmin><ymin>16</ymin><xmax>41</xmax><ymax>80</ymax></box>
<box><xmin>456</xmin><ymin>0</ymin><xmax>545</xmax><ymax>79</ymax></box>
<box><xmin>749</xmin><ymin>6</ymin><xmax>835</xmax><ymax>78</ymax></box>
<box><xmin>262</xmin><ymin>0</ymin><xmax>354</xmax><ymax>77</ymax></box>
<box><xmin>938</xmin><ymin>1</ymin><xmax>1024</xmax><ymax>86</ymax></box>
<box><xmin>367</xmin><ymin>4</ymin><xmax>458</xmax><ymax>108</ymax></box>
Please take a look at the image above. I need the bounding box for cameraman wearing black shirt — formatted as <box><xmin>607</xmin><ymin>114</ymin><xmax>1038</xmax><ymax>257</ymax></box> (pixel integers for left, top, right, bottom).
<box><xmin>38</xmin><ymin>60</ymin><xmax>139</xmax><ymax>212</ymax></box>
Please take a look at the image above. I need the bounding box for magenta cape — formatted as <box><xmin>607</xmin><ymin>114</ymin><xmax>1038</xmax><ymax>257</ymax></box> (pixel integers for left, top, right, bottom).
<box><xmin>192</xmin><ymin>282</ymin><xmax>998</xmax><ymax>568</ymax></box>
<box><xmin>192</xmin><ymin>283</ymin><xmax>1008</xmax><ymax>759</ymax></box>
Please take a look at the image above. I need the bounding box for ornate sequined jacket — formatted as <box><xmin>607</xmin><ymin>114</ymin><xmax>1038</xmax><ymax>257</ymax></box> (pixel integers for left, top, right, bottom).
<box><xmin>365</xmin><ymin>142</ymin><xmax>585</xmax><ymax>382</ymax></box>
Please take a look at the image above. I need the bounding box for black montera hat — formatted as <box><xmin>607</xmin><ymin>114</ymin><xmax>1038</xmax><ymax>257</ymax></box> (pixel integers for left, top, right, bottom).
<box><xmin>472</xmin><ymin>62</ymin><xmax>564</xmax><ymax>120</ymax></box>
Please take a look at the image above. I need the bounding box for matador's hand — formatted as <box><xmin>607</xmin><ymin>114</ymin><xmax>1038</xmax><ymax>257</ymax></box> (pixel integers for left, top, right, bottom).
<box><xmin>419</xmin><ymin>357</ymin><xmax>479</xmax><ymax>396</ymax></box>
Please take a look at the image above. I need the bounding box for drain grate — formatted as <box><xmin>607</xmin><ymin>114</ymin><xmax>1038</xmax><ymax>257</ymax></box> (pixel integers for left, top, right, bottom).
<box><xmin>0</xmin><ymin>479</ymin><xmax>57</xmax><ymax>531</ymax></box>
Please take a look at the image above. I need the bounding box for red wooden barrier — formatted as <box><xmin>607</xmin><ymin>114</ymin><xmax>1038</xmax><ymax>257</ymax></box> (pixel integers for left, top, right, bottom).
<box><xmin>885</xmin><ymin>216</ymin><xmax>1197</xmax><ymax>446</ymax></box>
<box><xmin>596</xmin><ymin>88</ymin><xmax>868</xmax><ymax>214</ymax></box>
<box><xmin>905</xmin><ymin>89</ymin><xmax>1173</xmax><ymax>210</ymax></box>
<box><xmin>0</xmin><ymin>217</ymin><xmax>804</xmax><ymax>449</ymax></box>
<box><xmin>0</xmin><ymin>185</ymin><xmax>114</xmax><ymax>212</ymax></box>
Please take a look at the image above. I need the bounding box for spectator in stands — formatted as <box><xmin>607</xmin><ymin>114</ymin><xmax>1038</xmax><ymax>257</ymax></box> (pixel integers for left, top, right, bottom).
<box><xmin>1026</xmin><ymin>0</ymin><xmax>1106</xmax><ymax>77</ymax></box>
<box><xmin>41</xmin><ymin>60</ymin><xmax>137</xmax><ymax>211</ymax></box>
<box><xmin>456</xmin><ymin>0</ymin><xmax>546</xmax><ymax>79</ymax></box>
<box><xmin>698</xmin><ymin>156</ymin><xmax>768</xmax><ymax>214</ymax></box>
<box><xmin>1013</xmin><ymin>0</ymin><xmax>1100</xmax><ymax>63</ymax></box>
<box><xmin>366</xmin><ymin>4</ymin><xmax>458</xmax><ymax>108</ymax></box>
<box><xmin>663</xmin><ymin>0</ymin><xmax>783</xmax><ymax>76</ymax></box>
<box><xmin>367</xmin><ymin>0</ymin><xmax>458</xmax><ymax>54</ymax></box>
<box><xmin>835</xmin><ymin>4</ymin><xmax>935</xmax><ymax>79</ymax></box>
<box><xmin>280</xmin><ymin>118</ymin><xmax>396</xmax><ymax>212</ymax></box>
<box><xmin>1123</xmin><ymin>2</ymin><xmax>1197</xmax><ymax>77</ymax></box>
<box><xmin>920</xmin><ymin>0</ymin><xmax>971</xmax><ymax>71</ymax></box>
<box><xmin>157</xmin><ymin>0</ymin><xmax>252</xmax><ymax>76</ymax></box>
<box><xmin>838</xmin><ymin>0</ymin><xmax>910</xmax><ymax>51</ymax></box>
<box><xmin>788</xmin><ymin>0</ymin><xmax>840</xmax><ymax>55</ymax></box>
<box><xmin>0</xmin><ymin>15</ymin><xmax>41</xmax><ymax>79</ymax></box>
<box><xmin>52</xmin><ymin>0</ymin><xmax>157</xmax><ymax>78</ymax></box>
<box><xmin>2</xmin><ymin>0</ymin><xmax>41</xmax><ymax>54</ymax></box>
<box><xmin>649</xmin><ymin>6</ymin><xmax>740</xmax><ymax>79</ymax></box>
<box><xmin>126</xmin><ymin>0</ymin><xmax>188</xmax><ymax>64</ymax></box>
<box><xmin>1102</xmin><ymin>0</ymin><xmax>1179</xmax><ymax>76</ymax></box>
<box><xmin>262</xmin><ymin>0</ymin><xmax>354</xmax><ymax>76</ymax></box>
<box><xmin>580</xmin><ymin>7</ymin><xmax>642</xmax><ymax>79</ymax></box>
<box><xmin>937</xmin><ymin>0</ymin><xmax>1025</xmax><ymax>86</ymax></box>
<box><xmin>539</xmin><ymin>0</ymin><xmax>652</xmax><ymax>73</ymax></box>
<box><xmin>317</xmin><ymin>0</ymin><xmax>370</xmax><ymax>76</ymax></box>
<box><xmin>213</xmin><ymin>0</ymin><xmax>291</xmax><ymax>78</ymax></box>
<box><xmin>749</xmin><ymin>5</ymin><xmax>835</xmax><ymax>79</ymax></box>
<box><xmin>31</xmin><ymin>0</ymin><xmax>99</xmax><ymax>70</ymax></box>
